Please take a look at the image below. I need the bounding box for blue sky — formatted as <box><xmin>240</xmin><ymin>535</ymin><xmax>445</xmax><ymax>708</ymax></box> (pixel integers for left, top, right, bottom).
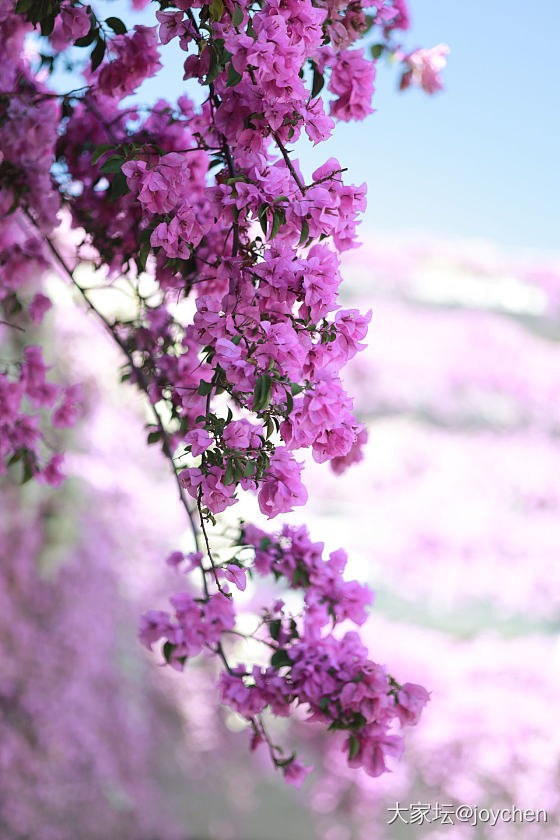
<box><xmin>65</xmin><ymin>0</ymin><xmax>560</xmax><ymax>251</ymax></box>
<box><xmin>298</xmin><ymin>0</ymin><xmax>560</xmax><ymax>252</ymax></box>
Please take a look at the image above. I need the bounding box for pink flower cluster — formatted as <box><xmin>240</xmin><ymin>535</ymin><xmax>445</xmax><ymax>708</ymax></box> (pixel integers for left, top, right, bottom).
<box><xmin>400</xmin><ymin>44</ymin><xmax>450</xmax><ymax>94</ymax></box>
<box><xmin>144</xmin><ymin>518</ymin><xmax>429</xmax><ymax>783</ymax></box>
<box><xmin>97</xmin><ymin>25</ymin><xmax>162</xmax><ymax>100</ymax></box>
<box><xmin>243</xmin><ymin>522</ymin><xmax>373</xmax><ymax>628</ymax></box>
<box><xmin>140</xmin><ymin>590</ymin><xmax>235</xmax><ymax>668</ymax></box>
<box><xmin>219</xmin><ymin>620</ymin><xmax>429</xmax><ymax>780</ymax></box>
<box><xmin>0</xmin><ymin>344</ymin><xmax>80</xmax><ymax>484</ymax></box>
<box><xmin>2</xmin><ymin>0</ymin><xmax>444</xmax><ymax>789</ymax></box>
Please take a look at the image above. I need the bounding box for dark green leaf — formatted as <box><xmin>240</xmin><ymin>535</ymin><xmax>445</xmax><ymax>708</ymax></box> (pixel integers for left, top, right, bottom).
<box><xmin>285</xmin><ymin>389</ymin><xmax>293</xmax><ymax>415</ymax></box>
<box><xmin>292</xmin><ymin>567</ymin><xmax>307</xmax><ymax>587</ymax></box>
<box><xmin>21</xmin><ymin>452</ymin><xmax>35</xmax><ymax>485</ymax></box>
<box><xmin>105</xmin><ymin>15</ymin><xmax>127</xmax><ymax>34</ymax></box>
<box><xmin>253</xmin><ymin>374</ymin><xmax>272</xmax><ymax>412</ymax></box>
<box><xmin>264</xmin><ymin>415</ymin><xmax>274</xmax><ymax>440</ymax></box>
<box><xmin>90</xmin><ymin>37</ymin><xmax>106</xmax><ymax>72</ymax></box>
<box><xmin>298</xmin><ymin>218</ymin><xmax>309</xmax><ymax>247</ymax></box>
<box><xmin>269</xmin><ymin>208</ymin><xmax>285</xmax><ymax>240</ymax></box>
<box><xmin>348</xmin><ymin>735</ymin><xmax>361</xmax><ymax>761</ymax></box>
<box><xmin>258</xmin><ymin>203</ymin><xmax>269</xmax><ymax>236</ymax></box>
<box><xmin>227</xmin><ymin>62</ymin><xmax>243</xmax><ymax>87</ymax></box>
<box><xmin>61</xmin><ymin>98</ymin><xmax>73</xmax><ymax>118</ymax></box>
<box><xmin>311</xmin><ymin>65</ymin><xmax>324</xmax><ymax>99</ymax></box>
<box><xmin>147</xmin><ymin>430</ymin><xmax>162</xmax><ymax>445</ymax></box>
<box><xmin>371</xmin><ymin>43</ymin><xmax>384</xmax><ymax>59</ymax></box>
<box><xmin>75</xmin><ymin>27</ymin><xmax>97</xmax><ymax>47</ymax></box>
<box><xmin>243</xmin><ymin>460</ymin><xmax>255</xmax><ymax>478</ymax></box>
<box><xmin>40</xmin><ymin>14</ymin><xmax>55</xmax><ymax>36</ymax></box>
<box><xmin>136</xmin><ymin>241</ymin><xmax>151</xmax><ymax>272</ymax></box>
<box><xmin>91</xmin><ymin>144</ymin><xmax>113</xmax><ymax>165</ymax></box>
<box><xmin>232</xmin><ymin>4</ymin><xmax>243</xmax><ymax>26</ymax></box>
<box><xmin>100</xmin><ymin>154</ymin><xmax>123</xmax><ymax>174</ymax></box>
<box><xmin>14</xmin><ymin>0</ymin><xmax>34</xmax><ymax>15</ymax></box>
<box><xmin>7</xmin><ymin>449</ymin><xmax>23</xmax><ymax>466</ymax></box>
<box><xmin>205</xmin><ymin>48</ymin><xmax>221</xmax><ymax>84</ymax></box>
<box><xmin>223</xmin><ymin>460</ymin><xmax>235</xmax><ymax>485</ymax></box>
<box><xmin>162</xmin><ymin>641</ymin><xmax>175</xmax><ymax>663</ymax></box>
<box><xmin>209</xmin><ymin>0</ymin><xmax>223</xmax><ymax>21</ymax></box>
<box><xmin>268</xmin><ymin>619</ymin><xmax>281</xmax><ymax>641</ymax></box>
<box><xmin>275</xmin><ymin>752</ymin><xmax>296</xmax><ymax>768</ymax></box>
<box><xmin>197</xmin><ymin>379</ymin><xmax>213</xmax><ymax>396</ymax></box>
<box><xmin>110</xmin><ymin>171</ymin><xmax>129</xmax><ymax>199</ymax></box>
<box><xmin>270</xmin><ymin>649</ymin><xmax>292</xmax><ymax>669</ymax></box>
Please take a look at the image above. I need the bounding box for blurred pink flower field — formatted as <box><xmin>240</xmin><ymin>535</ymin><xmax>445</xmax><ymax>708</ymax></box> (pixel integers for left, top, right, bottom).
<box><xmin>2</xmin><ymin>232</ymin><xmax>559</xmax><ymax>839</ymax></box>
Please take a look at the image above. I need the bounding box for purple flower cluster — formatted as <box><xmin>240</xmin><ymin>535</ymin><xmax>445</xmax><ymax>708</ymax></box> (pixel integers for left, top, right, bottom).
<box><xmin>1</xmin><ymin>0</ymin><xmax>443</xmax><ymax>787</ymax></box>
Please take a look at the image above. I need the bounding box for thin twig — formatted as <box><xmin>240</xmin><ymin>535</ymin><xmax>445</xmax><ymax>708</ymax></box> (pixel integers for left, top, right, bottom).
<box><xmin>0</xmin><ymin>319</ymin><xmax>25</xmax><ymax>332</ymax></box>
<box><xmin>25</xmin><ymin>209</ymin><xmax>202</xmax><ymax>560</ymax></box>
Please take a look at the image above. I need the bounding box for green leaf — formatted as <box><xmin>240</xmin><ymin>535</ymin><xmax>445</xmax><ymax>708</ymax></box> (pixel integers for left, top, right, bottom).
<box><xmin>100</xmin><ymin>155</ymin><xmax>124</xmax><ymax>174</ymax></box>
<box><xmin>243</xmin><ymin>460</ymin><xmax>255</xmax><ymax>478</ymax></box>
<box><xmin>268</xmin><ymin>619</ymin><xmax>281</xmax><ymax>641</ymax></box>
<box><xmin>162</xmin><ymin>641</ymin><xmax>175</xmax><ymax>663</ymax></box>
<box><xmin>269</xmin><ymin>207</ymin><xmax>285</xmax><ymax>240</ymax></box>
<box><xmin>110</xmin><ymin>171</ymin><xmax>129</xmax><ymax>200</ymax></box>
<box><xmin>311</xmin><ymin>65</ymin><xmax>324</xmax><ymax>99</ymax></box>
<box><xmin>147</xmin><ymin>430</ymin><xmax>162</xmax><ymax>445</ymax></box>
<box><xmin>209</xmin><ymin>0</ymin><xmax>224</xmax><ymax>21</ymax></box>
<box><xmin>205</xmin><ymin>48</ymin><xmax>221</xmax><ymax>84</ymax></box>
<box><xmin>74</xmin><ymin>27</ymin><xmax>97</xmax><ymax>47</ymax></box>
<box><xmin>40</xmin><ymin>14</ymin><xmax>55</xmax><ymax>36</ymax></box>
<box><xmin>14</xmin><ymin>0</ymin><xmax>34</xmax><ymax>15</ymax></box>
<box><xmin>275</xmin><ymin>752</ymin><xmax>297</xmax><ymax>768</ymax></box>
<box><xmin>348</xmin><ymin>735</ymin><xmax>361</xmax><ymax>761</ymax></box>
<box><xmin>253</xmin><ymin>375</ymin><xmax>263</xmax><ymax>409</ymax></box>
<box><xmin>225</xmin><ymin>175</ymin><xmax>248</xmax><ymax>186</ymax></box>
<box><xmin>258</xmin><ymin>204</ymin><xmax>269</xmax><ymax>237</ymax></box>
<box><xmin>223</xmin><ymin>460</ymin><xmax>235</xmax><ymax>485</ymax></box>
<box><xmin>285</xmin><ymin>389</ymin><xmax>293</xmax><ymax>415</ymax></box>
<box><xmin>136</xmin><ymin>241</ymin><xmax>151</xmax><ymax>272</ymax></box>
<box><xmin>292</xmin><ymin>567</ymin><xmax>308</xmax><ymax>587</ymax></box>
<box><xmin>232</xmin><ymin>4</ymin><xmax>243</xmax><ymax>26</ymax></box>
<box><xmin>290</xmin><ymin>382</ymin><xmax>304</xmax><ymax>396</ymax></box>
<box><xmin>7</xmin><ymin>449</ymin><xmax>24</xmax><ymax>466</ymax></box>
<box><xmin>90</xmin><ymin>37</ymin><xmax>106</xmax><ymax>72</ymax></box>
<box><xmin>319</xmin><ymin>696</ymin><xmax>330</xmax><ymax>712</ymax></box>
<box><xmin>197</xmin><ymin>379</ymin><xmax>213</xmax><ymax>397</ymax></box>
<box><xmin>371</xmin><ymin>43</ymin><xmax>384</xmax><ymax>59</ymax></box>
<box><xmin>21</xmin><ymin>451</ymin><xmax>35</xmax><ymax>485</ymax></box>
<box><xmin>270</xmin><ymin>649</ymin><xmax>292</xmax><ymax>670</ymax></box>
<box><xmin>105</xmin><ymin>15</ymin><xmax>127</xmax><ymax>34</ymax></box>
<box><xmin>264</xmin><ymin>415</ymin><xmax>274</xmax><ymax>440</ymax></box>
<box><xmin>61</xmin><ymin>98</ymin><xmax>73</xmax><ymax>118</ymax></box>
<box><xmin>253</xmin><ymin>374</ymin><xmax>272</xmax><ymax>412</ymax></box>
<box><xmin>227</xmin><ymin>62</ymin><xmax>243</xmax><ymax>87</ymax></box>
<box><xmin>298</xmin><ymin>218</ymin><xmax>309</xmax><ymax>247</ymax></box>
